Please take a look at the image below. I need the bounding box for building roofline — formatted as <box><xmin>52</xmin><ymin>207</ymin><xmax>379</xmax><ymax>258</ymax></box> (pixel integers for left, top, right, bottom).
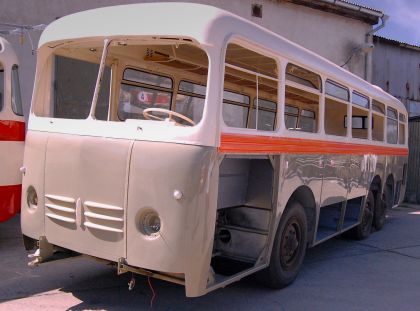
<box><xmin>282</xmin><ymin>0</ymin><xmax>383</xmax><ymax>25</ymax></box>
<box><xmin>373</xmin><ymin>35</ymin><xmax>420</xmax><ymax>52</ymax></box>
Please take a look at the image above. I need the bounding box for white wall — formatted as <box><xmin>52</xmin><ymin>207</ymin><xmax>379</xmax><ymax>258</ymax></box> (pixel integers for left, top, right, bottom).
<box><xmin>372</xmin><ymin>38</ymin><xmax>420</xmax><ymax>115</ymax></box>
<box><xmin>0</xmin><ymin>0</ymin><xmax>372</xmax><ymax>119</ymax></box>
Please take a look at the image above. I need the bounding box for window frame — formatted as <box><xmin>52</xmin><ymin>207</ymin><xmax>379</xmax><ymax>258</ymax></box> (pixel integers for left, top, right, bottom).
<box><xmin>386</xmin><ymin>106</ymin><xmax>398</xmax><ymax>145</ymax></box>
<box><xmin>11</xmin><ymin>64</ymin><xmax>24</xmax><ymax>116</ymax></box>
<box><xmin>221</xmin><ymin>38</ymin><xmax>279</xmax><ymax>132</ymax></box>
<box><xmin>0</xmin><ymin>68</ymin><xmax>4</xmax><ymax>112</ymax></box>
<box><xmin>325</xmin><ymin>79</ymin><xmax>350</xmax><ymax>101</ymax></box>
<box><xmin>118</xmin><ymin>67</ymin><xmax>175</xmax><ymax>121</ymax></box>
<box><xmin>248</xmin><ymin>97</ymin><xmax>277</xmax><ymax>131</ymax></box>
<box><xmin>284</xmin><ymin>64</ymin><xmax>321</xmax><ymax>134</ymax></box>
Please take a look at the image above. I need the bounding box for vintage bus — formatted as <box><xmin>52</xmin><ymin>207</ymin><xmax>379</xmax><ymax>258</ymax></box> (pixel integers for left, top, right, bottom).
<box><xmin>21</xmin><ymin>3</ymin><xmax>408</xmax><ymax>297</ymax></box>
<box><xmin>0</xmin><ymin>37</ymin><xmax>25</xmax><ymax>223</ymax></box>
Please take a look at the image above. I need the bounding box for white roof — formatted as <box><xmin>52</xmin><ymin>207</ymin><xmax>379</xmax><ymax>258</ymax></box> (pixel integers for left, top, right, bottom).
<box><xmin>39</xmin><ymin>2</ymin><xmax>406</xmax><ymax>113</ymax></box>
<box><xmin>0</xmin><ymin>36</ymin><xmax>18</xmax><ymax>67</ymax></box>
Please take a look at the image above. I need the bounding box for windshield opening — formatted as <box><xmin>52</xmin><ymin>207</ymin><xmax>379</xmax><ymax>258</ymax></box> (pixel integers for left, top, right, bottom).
<box><xmin>36</xmin><ymin>39</ymin><xmax>209</xmax><ymax>127</ymax></box>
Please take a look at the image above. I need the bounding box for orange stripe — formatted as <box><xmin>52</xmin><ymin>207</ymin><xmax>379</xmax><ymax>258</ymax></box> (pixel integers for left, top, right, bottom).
<box><xmin>219</xmin><ymin>133</ymin><xmax>408</xmax><ymax>156</ymax></box>
<box><xmin>0</xmin><ymin>120</ymin><xmax>25</xmax><ymax>141</ymax></box>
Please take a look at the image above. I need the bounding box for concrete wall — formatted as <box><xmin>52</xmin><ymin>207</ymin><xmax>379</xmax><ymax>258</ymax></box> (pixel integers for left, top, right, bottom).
<box><xmin>372</xmin><ymin>37</ymin><xmax>420</xmax><ymax>116</ymax></box>
<box><xmin>0</xmin><ymin>0</ymin><xmax>372</xmax><ymax>119</ymax></box>
<box><xmin>407</xmin><ymin>118</ymin><xmax>420</xmax><ymax>203</ymax></box>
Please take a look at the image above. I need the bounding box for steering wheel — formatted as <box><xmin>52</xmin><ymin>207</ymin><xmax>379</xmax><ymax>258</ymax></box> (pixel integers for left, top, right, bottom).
<box><xmin>143</xmin><ymin>108</ymin><xmax>195</xmax><ymax>126</ymax></box>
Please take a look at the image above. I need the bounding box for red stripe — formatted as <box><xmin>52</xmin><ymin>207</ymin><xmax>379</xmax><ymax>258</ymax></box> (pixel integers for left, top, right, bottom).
<box><xmin>0</xmin><ymin>120</ymin><xmax>25</xmax><ymax>141</ymax></box>
<box><xmin>220</xmin><ymin>133</ymin><xmax>409</xmax><ymax>156</ymax></box>
<box><xmin>0</xmin><ymin>184</ymin><xmax>21</xmax><ymax>222</ymax></box>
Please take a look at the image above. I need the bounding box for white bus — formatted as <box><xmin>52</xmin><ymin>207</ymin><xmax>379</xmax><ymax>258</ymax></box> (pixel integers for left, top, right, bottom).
<box><xmin>21</xmin><ymin>3</ymin><xmax>408</xmax><ymax>297</ymax></box>
<box><xmin>0</xmin><ymin>36</ymin><xmax>24</xmax><ymax>223</ymax></box>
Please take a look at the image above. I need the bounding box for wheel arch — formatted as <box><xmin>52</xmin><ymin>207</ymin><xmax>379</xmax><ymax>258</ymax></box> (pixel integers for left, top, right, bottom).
<box><xmin>385</xmin><ymin>173</ymin><xmax>395</xmax><ymax>208</ymax></box>
<box><xmin>280</xmin><ymin>185</ymin><xmax>317</xmax><ymax>246</ymax></box>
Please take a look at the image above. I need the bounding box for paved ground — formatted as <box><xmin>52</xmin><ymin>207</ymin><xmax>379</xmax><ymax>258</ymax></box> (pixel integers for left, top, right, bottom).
<box><xmin>1</xmin><ymin>205</ymin><xmax>420</xmax><ymax>310</ymax></box>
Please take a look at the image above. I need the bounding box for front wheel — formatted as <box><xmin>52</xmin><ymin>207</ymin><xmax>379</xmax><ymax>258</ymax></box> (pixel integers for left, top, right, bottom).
<box><xmin>257</xmin><ymin>201</ymin><xmax>307</xmax><ymax>288</ymax></box>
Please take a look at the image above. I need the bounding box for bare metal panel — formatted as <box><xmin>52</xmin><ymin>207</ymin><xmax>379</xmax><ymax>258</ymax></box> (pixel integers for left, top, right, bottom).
<box><xmin>348</xmin><ymin>154</ymin><xmax>368</xmax><ymax>199</ymax></box>
<box><xmin>320</xmin><ymin>155</ymin><xmax>349</xmax><ymax>206</ymax></box>
<box><xmin>218</xmin><ymin>158</ymin><xmax>250</xmax><ymax>209</ymax></box>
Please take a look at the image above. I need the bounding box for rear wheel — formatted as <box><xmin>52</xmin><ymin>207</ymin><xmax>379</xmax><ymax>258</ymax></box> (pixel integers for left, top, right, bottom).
<box><xmin>373</xmin><ymin>190</ymin><xmax>386</xmax><ymax>230</ymax></box>
<box><xmin>350</xmin><ymin>190</ymin><xmax>374</xmax><ymax>240</ymax></box>
<box><xmin>257</xmin><ymin>201</ymin><xmax>307</xmax><ymax>288</ymax></box>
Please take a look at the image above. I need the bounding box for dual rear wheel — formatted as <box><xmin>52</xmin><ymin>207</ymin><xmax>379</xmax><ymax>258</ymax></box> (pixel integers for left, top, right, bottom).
<box><xmin>259</xmin><ymin>186</ymin><xmax>388</xmax><ymax>288</ymax></box>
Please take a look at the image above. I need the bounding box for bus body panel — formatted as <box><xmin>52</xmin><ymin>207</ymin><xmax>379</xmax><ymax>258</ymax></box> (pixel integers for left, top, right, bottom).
<box><xmin>0</xmin><ymin>37</ymin><xmax>24</xmax><ymax>222</ymax></box>
<box><xmin>20</xmin><ymin>131</ymin><xmax>48</xmax><ymax>238</ymax></box>
<box><xmin>43</xmin><ymin>132</ymin><xmax>131</xmax><ymax>260</ymax></box>
<box><xmin>126</xmin><ymin>142</ymin><xmax>218</xmax><ymax>296</ymax></box>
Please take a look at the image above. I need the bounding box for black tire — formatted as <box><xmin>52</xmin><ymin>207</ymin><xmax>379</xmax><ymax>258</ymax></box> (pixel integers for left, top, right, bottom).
<box><xmin>373</xmin><ymin>190</ymin><xmax>386</xmax><ymax>230</ymax></box>
<box><xmin>350</xmin><ymin>190</ymin><xmax>374</xmax><ymax>240</ymax></box>
<box><xmin>257</xmin><ymin>201</ymin><xmax>307</xmax><ymax>289</ymax></box>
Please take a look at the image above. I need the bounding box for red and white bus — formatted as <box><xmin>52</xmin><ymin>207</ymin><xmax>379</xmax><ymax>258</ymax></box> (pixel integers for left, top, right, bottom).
<box><xmin>0</xmin><ymin>37</ymin><xmax>25</xmax><ymax>222</ymax></box>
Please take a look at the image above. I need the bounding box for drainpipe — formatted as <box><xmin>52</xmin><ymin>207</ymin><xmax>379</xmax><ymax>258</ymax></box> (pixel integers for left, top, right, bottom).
<box><xmin>365</xmin><ymin>14</ymin><xmax>389</xmax><ymax>82</ymax></box>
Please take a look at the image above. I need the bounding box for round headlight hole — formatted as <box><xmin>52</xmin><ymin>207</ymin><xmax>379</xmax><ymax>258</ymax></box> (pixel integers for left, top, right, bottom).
<box><xmin>26</xmin><ymin>186</ymin><xmax>38</xmax><ymax>209</ymax></box>
<box><xmin>141</xmin><ymin>211</ymin><xmax>161</xmax><ymax>236</ymax></box>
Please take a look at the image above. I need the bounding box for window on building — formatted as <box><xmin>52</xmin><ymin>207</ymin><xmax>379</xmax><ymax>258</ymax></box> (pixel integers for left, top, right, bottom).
<box><xmin>324</xmin><ymin>80</ymin><xmax>349</xmax><ymax>137</ymax></box>
<box><xmin>223</xmin><ymin>42</ymin><xmax>278</xmax><ymax>130</ymax></box>
<box><xmin>386</xmin><ymin>107</ymin><xmax>398</xmax><ymax>144</ymax></box>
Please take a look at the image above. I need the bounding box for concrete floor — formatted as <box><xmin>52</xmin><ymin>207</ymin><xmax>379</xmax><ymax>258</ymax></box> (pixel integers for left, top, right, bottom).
<box><xmin>1</xmin><ymin>205</ymin><xmax>420</xmax><ymax>310</ymax></box>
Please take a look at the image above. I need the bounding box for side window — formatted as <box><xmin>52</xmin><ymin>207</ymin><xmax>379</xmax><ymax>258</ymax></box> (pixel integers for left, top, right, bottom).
<box><xmin>11</xmin><ymin>65</ymin><xmax>23</xmax><ymax>116</ymax></box>
<box><xmin>399</xmin><ymin>113</ymin><xmax>406</xmax><ymax>145</ymax></box>
<box><xmin>0</xmin><ymin>65</ymin><xmax>3</xmax><ymax>112</ymax></box>
<box><xmin>372</xmin><ymin>100</ymin><xmax>385</xmax><ymax>141</ymax></box>
<box><xmin>222</xmin><ymin>90</ymin><xmax>250</xmax><ymax>128</ymax></box>
<box><xmin>118</xmin><ymin>68</ymin><xmax>172</xmax><ymax>121</ymax></box>
<box><xmin>351</xmin><ymin>91</ymin><xmax>369</xmax><ymax>139</ymax></box>
<box><xmin>387</xmin><ymin>107</ymin><xmax>398</xmax><ymax>144</ymax></box>
<box><xmin>285</xmin><ymin>64</ymin><xmax>320</xmax><ymax>132</ymax></box>
<box><xmin>223</xmin><ymin>42</ymin><xmax>278</xmax><ymax>130</ymax></box>
<box><xmin>249</xmin><ymin>98</ymin><xmax>276</xmax><ymax>131</ymax></box>
<box><xmin>175</xmin><ymin>81</ymin><xmax>206</xmax><ymax>125</ymax></box>
<box><xmin>285</xmin><ymin>105</ymin><xmax>299</xmax><ymax>129</ymax></box>
<box><xmin>325</xmin><ymin>80</ymin><xmax>349</xmax><ymax>136</ymax></box>
<box><xmin>52</xmin><ymin>55</ymin><xmax>110</xmax><ymax>120</ymax></box>
<box><xmin>300</xmin><ymin>109</ymin><xmax>316</xmax><ymax>132</ymax></box>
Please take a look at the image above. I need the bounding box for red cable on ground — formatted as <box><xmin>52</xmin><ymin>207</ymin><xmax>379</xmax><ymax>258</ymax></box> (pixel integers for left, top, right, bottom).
<box><xmin>148</xmin><ymin>276</ymin><xmax>156</xmax><ymax>308</ymax></box>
